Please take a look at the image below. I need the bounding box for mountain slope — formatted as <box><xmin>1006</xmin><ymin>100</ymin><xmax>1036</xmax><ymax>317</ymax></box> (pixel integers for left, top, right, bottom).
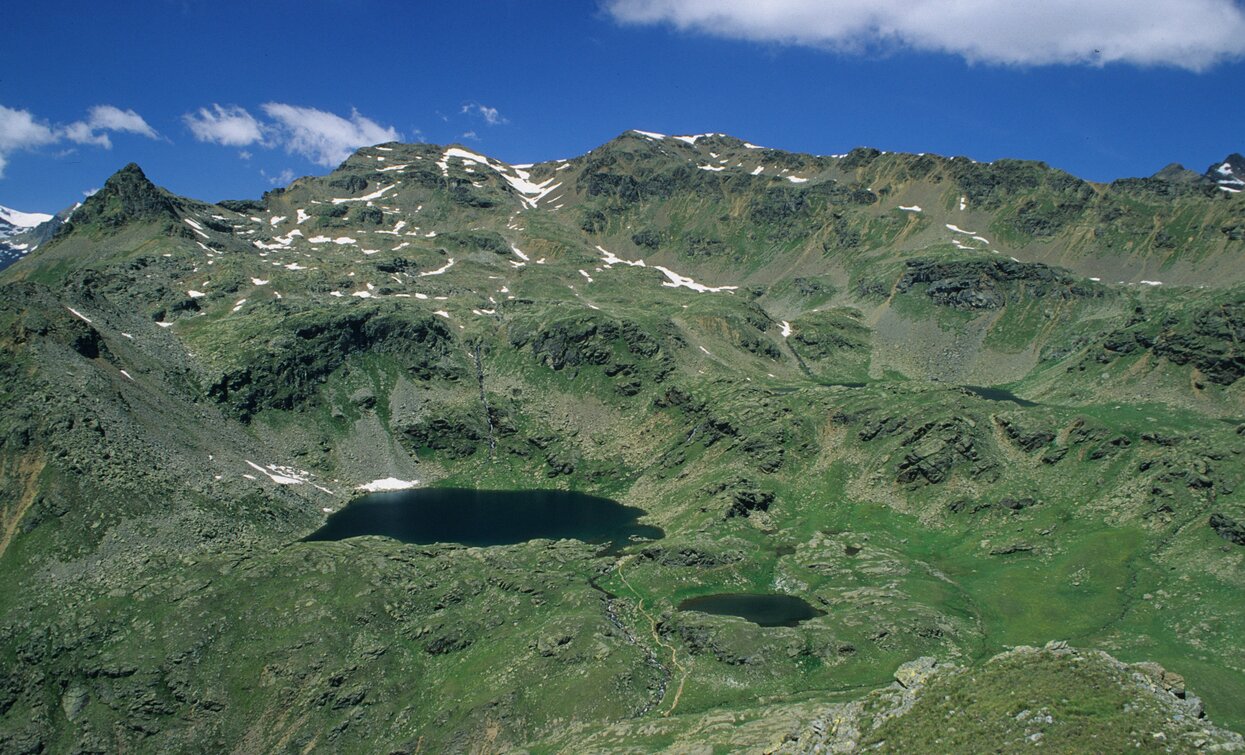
<box><xmin>0</xmin><ymin>204</ymin><xmax>55</xmax><ymax>272</ymax></box>
<box><xmin>1</xmin><ymin>135</ymin><xmax>1244</xmax><ymax>752</ymax></box>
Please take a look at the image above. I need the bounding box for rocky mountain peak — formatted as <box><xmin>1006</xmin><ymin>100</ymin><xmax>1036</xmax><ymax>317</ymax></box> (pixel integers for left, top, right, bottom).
<box><xmin>1207</xmin><ymin>153</ymin><xmax>1245</xmax><ymax>193</ymax></box>
<box><xmin>65</xmin><ymin>162</ymin><xmax>181</xmax><ymax>231</ymax></box>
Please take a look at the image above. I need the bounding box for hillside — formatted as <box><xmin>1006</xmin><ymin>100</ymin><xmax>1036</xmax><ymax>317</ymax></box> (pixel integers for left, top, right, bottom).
<box><xmin>0</xmin><ymin>134</ymin><xmax>1243</xmax><ymax>753</ymax></box>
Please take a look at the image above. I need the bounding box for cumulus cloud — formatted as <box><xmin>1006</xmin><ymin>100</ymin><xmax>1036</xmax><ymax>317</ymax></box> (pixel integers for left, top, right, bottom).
<box><xmin>62</xmin><ymin>105</ymin><xmax>160</xmax><ymax>148</ymax></box>
<box><xmin>0</xmin><ymin>104</ymin><xmax>157</xmax><ymax>177</ymax></box>
<box><xmin>461</xmin><ymin>102</ymin><xmax>508</xmax><ymax>126</ymax></box>
<box><xmin>84</xmin><ymin>105</ymin><xmax>159</xmax><ymax>139</ymax></box>
<box><xmin>0</xmin><ymin>106</ymin><xmax>58</xmax><ymax>176</ymax></box>
<box><xmin>183</xmin><ymin>104</ymin><xmax>267</xmax><ymax>147</ymax></box>
<box><xmin>61</xmin><ymin>121</ymin><xmax>111</xmax><ymax>148</ymax></box>
<box><xmin>262</xmin><ymin>168</ymin><xmax>297</xmax><ymax>186</ymax></box>
<box><xmin>605</xmin><ymin>0</ymin><xmax>1245</xmax><ymax>70</ymax></box>
<box><xmin>261</xmin><ymin>103</ymin><xmax>401</xmax><ymax>166</ymax></box>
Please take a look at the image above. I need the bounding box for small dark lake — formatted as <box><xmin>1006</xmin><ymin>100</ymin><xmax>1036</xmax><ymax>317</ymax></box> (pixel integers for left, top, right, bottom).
<box><xmin>962</xmin><ymin>385</ymin><xmax>1038</xmax><ymax>407</ymax></box>
<box><xmin>677</xmin><ymin>593</ymin><xmax>825</xmax><ymax>627</ymax></box>
<box><xmin>304</xmin><ymin>488</ymin><xmax>663</xmax><ymax>551</ymax></box>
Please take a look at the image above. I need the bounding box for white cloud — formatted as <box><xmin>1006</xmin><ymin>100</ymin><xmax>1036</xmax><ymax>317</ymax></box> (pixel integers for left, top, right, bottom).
<box><xmin>62</xmin><ymin>121</ymin><xmax>111</xmax><ymax>148</ymax></box>
<box><xmin>85</xmin><ymin>105</ymin><xmax>159</xmax><ymax>139</ymax></box>
<box><xmin>605</xmin><ymin>0</ymin><xmax>1245</xmax><ymax>70</ymax></box>
<box><xmin>62</xmin><ymin>105</ymin><xmax>160</xmax><ymax>148</ymax></box>
<box><xmin>184</xmin><ymin>104</ymin><xmax>266</xmax><ymax>146</ymax></box>
<box><xmin>0</xmin><ymin>105</ymin><xmax>57</xmax><ymax>176</ymax></box>
<box><xmin>261</xmin><ymin>103</ymin><xmax>400</xmax><ymax>167</ymax></box>
<box><xmin>0</xmin><ymin>104</ymin><xmax>156</xmax><ymax>177</ymax></box>
<box><xmin>461</xmin><ymin>102</ymin><xmax>508</xmax><ymax>126</ymax></box>
<box><xmin>262</xmin><ymin>168</ymin><xmax>297</xmax><ymax>186</ymax></box>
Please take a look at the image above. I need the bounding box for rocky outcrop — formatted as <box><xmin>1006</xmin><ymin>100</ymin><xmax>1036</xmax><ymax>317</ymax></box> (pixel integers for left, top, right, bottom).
<box><xmin>997</xmin><ymin>417</ymin><xmax>1055</xmax><ymax>452</ymax></box>
<box><xmin>59</xmin><ymin>163</ymin><xmax>181</xmax><ymax>233</ymax></box>
<box><xmin>1210</xmin><ymin>512</ymin><xmax>1245</xmax><ymax>545</ymax></box>
<box><xmin>896</xmin><ymin>258</ymin><xmax>1098</xmax><ymax>310</ymax></box>
<box><xmin>895</xmin><ymin>418</ymin><xmax>995</xmax><ymax>486</ymax></box>
<box><xmin>509</xmin><ymin>313</ymin><xmax>675</xmax><ymax>393</ymax></box>
<box><xmin>208</xmin><ymin>308</ymin><xmax>458</xmax><ymax>420</ymax></box>
<box><xmin>1153</xmin><ymin>301</ymin><xmax>1245</xmax><ymax>385</ymax></box>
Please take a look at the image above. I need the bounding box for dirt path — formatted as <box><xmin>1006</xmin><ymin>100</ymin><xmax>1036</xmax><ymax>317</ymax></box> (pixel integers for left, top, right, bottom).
<box><xmin>0</xmin><ymin>453</ymin><xmax>44</xmax><ymax>559</ymax></box>
<box><xmin>616</xmin><ymin>555</ymin><xmax>690</xmax><ymax>717</ymax></box>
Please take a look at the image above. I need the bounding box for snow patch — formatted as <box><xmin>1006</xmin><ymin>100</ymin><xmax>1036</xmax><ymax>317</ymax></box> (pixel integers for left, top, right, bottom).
<box><xmin>673</xmin><ymin>133</ymin><xmax>720</xmax><ymax>145</ymax></box>
<box><xmin>357</xmin><ymin>477</ymin><xmax>419</xmax><ymax>492</ymax></box>
<box><xmin>0</xmin><ymin>206</ymin><xmax>52</xmax><ymax>228</ymax></box>
<box><xmin>597</xmin><ymin>245</ymin><xmax>646</xmax><ymax>268</ymax></box>
<box><xmin>632</xmin><ymin>130</ymin><xmax>666</xmax><ymax>140</ymax></box>
<box><xmin>780</xmin><ymin>321</ymin><xmax>792</xmax><ymax>338</ymax></box>
<box><xmin>654</xmin><ymin>266</ymin><xmax>738</xmax><ymax>294</ymax></box>
<box><xmin>419</xmin><ymin>258</ymin><xmax>455</xmax><ymax>277</ymax></box>
<box><xmin>244</xmin><ymin>460</ymin><xmax>304</xmax><ymax>486</ymax></box>
<box><xmin>331</xmin><ymin>184</ymin><xmax>397</xmax><ymax>204</ymax></box>
<box><xmin>65</xmin><ymin>307</ymin><xmax>92</xmax><ymax>323</ymax></box>
<box><xmin>899</xmin><ymin>205</ymin><xmax>922</xmax><ymax>212</ymax></box>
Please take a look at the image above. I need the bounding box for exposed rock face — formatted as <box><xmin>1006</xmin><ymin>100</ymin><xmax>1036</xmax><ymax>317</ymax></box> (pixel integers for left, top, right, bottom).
<box><xmin>1153</xmin><ymin>301</ymin><xmax>1245</xmax><ymax>385</ymax></box>
<box><xmin>1210</xmin><ymin>512</ymin><xmax>1245</xmax><ymax>545</ymax></box>
<box><xmin>894</xmin><ymin>418</ymin><xmax>995</xmax><ymax>486</ymax></box>
<box><xmin>208</xmin><ymin>309</ymin><xmax>457</xmax><ymax>419</ymax></box>
<box><xmin>896</xmin><ymin>258</ymin><xmax>1097</xmax><ymax>310</ymax></box>
<box><xmin>509</xmin><ymin>313</ymin><xmax>674</xmax><ymax>394</ymax></box>
<box><xmin>62</xmin><ymin>163</ymin><xmax>181</xmax><ymax>231</ymax></box>
<box><xmin>998</xmin><ymin>417</ymin><xmax>1055</xmax><ymax>453</ymax></box>
<box><xmin>777</xmin><ymin>645</ymin><xmax>1244</xmax><ymax>754</ymax></box>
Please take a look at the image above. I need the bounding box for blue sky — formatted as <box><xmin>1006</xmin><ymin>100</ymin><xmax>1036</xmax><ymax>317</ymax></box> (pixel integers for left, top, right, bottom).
<box><xmin>2</xmin><ymin>0</ymin><xmax>1244</xmax><ymax>212</ymax></box>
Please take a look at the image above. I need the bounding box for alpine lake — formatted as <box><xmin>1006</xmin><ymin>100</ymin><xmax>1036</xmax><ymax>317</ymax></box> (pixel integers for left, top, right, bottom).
<box><xmin>306</xmin><ymin>487</ymin><xmax>822</xmax><ymax>626</ymax></box>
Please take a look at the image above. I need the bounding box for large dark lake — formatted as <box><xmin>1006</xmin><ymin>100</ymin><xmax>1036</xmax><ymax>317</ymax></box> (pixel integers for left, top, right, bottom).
<box><xmin>962</xmin><ymin>385</ymin><xmax>1038</xmax><ymax>407</ymax></box>
<box><xmin>677</xmin><ymin>593</ymin><xmax>825</xmax><ymax>627</ymax></box>
<box><xmin>304</xmin><ymin>487</ymin><xmax>663</xmax><ymax>551</ymax></box>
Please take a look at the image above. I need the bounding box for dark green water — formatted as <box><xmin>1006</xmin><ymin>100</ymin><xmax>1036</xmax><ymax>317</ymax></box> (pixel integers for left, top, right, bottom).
<box><xmin>304</xmin><ymin>487</ymin><xmax>663</xmax><ymax>551</ymax></box>
<box><xmin>677</xmin><ymin>593</ymin><xmax>825</xmax><ymax>627</ymax></box>
<box><xmin>962</xmin><ymin>385</ymin><xmax>1038</xmax><ymax>407</ymax></box>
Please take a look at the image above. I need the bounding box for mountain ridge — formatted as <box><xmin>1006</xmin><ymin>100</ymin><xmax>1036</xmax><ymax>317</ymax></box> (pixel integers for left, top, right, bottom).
<box><xmin>1</xmin><ymin>129</ymin><xmax>1244</xmax><ymax>752</ymax></box>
